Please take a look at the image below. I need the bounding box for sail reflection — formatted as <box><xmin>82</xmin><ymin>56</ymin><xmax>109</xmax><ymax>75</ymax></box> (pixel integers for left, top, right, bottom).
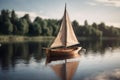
<box><xmin>46</xmin><ymin>56</ymin><xmax>80</xmax><ymax>80</ymax></box>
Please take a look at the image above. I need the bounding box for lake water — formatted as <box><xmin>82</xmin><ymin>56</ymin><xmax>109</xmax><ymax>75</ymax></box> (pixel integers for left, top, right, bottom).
<box><xmin>0</xmin><ymin>40</ymin><xmax>120</xmax><ymax>80</ymax></box>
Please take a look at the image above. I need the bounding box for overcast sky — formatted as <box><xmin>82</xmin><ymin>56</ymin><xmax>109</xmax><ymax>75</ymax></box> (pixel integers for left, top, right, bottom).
<box><xmin>0</xmin><ymin>0</ymin><xmax>120</xmax><ymax>27</ymax></box>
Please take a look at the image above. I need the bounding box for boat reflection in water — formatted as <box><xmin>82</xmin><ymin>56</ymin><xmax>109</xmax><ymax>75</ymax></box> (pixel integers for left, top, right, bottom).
<box><xmin>46</xmin><ymin>53</ymin><xmax>80</xmax><ymax>80</ymax></box>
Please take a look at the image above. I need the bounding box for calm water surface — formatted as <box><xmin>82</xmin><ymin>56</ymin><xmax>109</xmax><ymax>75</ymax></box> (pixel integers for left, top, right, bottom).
<box><xmin>0</xmin><ymin>40</ymin><xmax>120</xmax><ymax>80</ymax></box>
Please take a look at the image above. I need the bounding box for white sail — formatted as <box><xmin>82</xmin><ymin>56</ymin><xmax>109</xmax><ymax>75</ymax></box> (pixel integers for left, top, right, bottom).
<box><xmin>50</xmin><ymin>5</ymin><xmax>79</xmax><ymax>48</ymax></box>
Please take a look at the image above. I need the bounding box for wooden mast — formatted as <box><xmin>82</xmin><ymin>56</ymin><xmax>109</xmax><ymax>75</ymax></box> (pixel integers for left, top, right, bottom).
<box><xmin>65</xmin><ymin>3</ymin><xmax>67</xmax><ymax>48</ymax></box>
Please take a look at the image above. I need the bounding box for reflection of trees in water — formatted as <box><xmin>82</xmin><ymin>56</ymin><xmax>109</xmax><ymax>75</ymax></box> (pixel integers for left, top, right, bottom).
<box><xmin>0</xmin><ymin>43</ymin><xmax>13</xmax><ymax>70</ymax></box>
<box><xmin>80</xmin><ymin>39</ymin><xmax>120</xmax><ymax>55</ymax></box>
<box><xmin>0</xmin><ymin>40</ymin><xmax>120</xmax><ymax>70</ymax></box>
<box><xmin>28</xmin><ymin>42</ymin><xmax>46</xmax><ymax>62</ymax></box>
<box><xmin>0</xmin><ymin>42</ymin><xmax>49</xmax><ymax>70</ymax></box>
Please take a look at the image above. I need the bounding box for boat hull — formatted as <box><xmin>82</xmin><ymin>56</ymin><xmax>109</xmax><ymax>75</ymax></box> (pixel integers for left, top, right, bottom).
<box><xmin>46</xmin><ymin>47</ymin><xmax>81</xmax><ymax>59</ymax></box>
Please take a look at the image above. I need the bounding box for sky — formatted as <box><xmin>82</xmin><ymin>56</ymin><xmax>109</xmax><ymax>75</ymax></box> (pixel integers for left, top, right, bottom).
<box><xmin>0</xmin><ymin>0</ymin><xmax>120</xmax><ymax>27</ymax></box>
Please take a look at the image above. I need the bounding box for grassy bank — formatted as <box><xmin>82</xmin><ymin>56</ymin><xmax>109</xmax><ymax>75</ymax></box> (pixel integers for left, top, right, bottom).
<box><xmin>0</xmin><ymin>35</ymin><xmax>54</xmax><ymax>43</ymax></box>
<box><xmin>0</xmin><ymin>35</ymin><xmax>120</xmax><ymax>43</ymax></box>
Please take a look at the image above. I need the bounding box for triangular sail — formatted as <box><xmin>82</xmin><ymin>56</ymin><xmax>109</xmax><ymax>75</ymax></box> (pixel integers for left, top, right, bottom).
<box><xmin>50</xmin><ymin>5</ymin><xmax>79</xmax><ymax>48</ymax></box>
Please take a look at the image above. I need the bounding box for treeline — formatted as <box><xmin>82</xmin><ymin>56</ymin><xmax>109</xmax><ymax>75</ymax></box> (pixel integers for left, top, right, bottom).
<box><xmin>72</xmin><ymin>20</ymin><xmax>120</xmax><ymax>39</ymax></box>
<box><xmin>0</xmin><ymin>9</ymin><xmax>120</xmax><ymax>38</ymax></box>
<box><xmin>0</xmin><ymin>9</ymin><xmax>59</xmax><ymax>36</ymax></box>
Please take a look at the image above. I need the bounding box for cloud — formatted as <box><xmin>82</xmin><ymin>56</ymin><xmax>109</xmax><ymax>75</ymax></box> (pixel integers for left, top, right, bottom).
<box><xmin>95</xmin><ymin>0</ymin><xmax>120</xmax><ymax>7</ymax></box>
<box><xmin>85</xmin><ymin>69</ymin><xmax>120</xmax><ymax>80</ymax></box>
<box><xmin>87</xmin><ymin>0</ymin><xmax>120</xmax><ymax>7</ymax></box>
<box><xmin>86</xmin><ymin>2</ymin><xmax>97</xmax><ymax>6</ymax></box>
<box><xmin>105</xmin><ymin>22</ymin><xmax>120</xmax><ymax>27</ymax></box>
<box><xmin>16</xmin><ymin>11</ymin><xmax>48</xmax><ymax>21</ymax></box>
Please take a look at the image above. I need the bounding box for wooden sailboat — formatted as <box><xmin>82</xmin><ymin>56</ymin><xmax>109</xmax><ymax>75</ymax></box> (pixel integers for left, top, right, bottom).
<box><xmin>46</xmin><ymin>4</ymin><xmax>81</xmax><ymax>58</ymax></box>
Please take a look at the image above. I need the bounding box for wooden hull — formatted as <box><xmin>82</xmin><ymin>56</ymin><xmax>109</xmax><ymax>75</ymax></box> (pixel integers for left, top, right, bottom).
<box><xmin>46</xmin><ymin>47</ymin><xmax>81</xmax><ymax>61</ymax></box>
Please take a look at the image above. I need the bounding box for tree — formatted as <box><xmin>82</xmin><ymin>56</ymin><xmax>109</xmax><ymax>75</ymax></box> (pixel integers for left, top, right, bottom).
<box><xmin>29</xmin><ymin>22</ymin><xmax>42</xmax><ymax>36</ymax></box>
<box><xmin>1</xmin><ymin>9</ymin><xmax>10</xmax><ymax>21</ymax></box>
<box><xmin>41</xmin><ymin>20</ymin><xmax>48</xmax><ymax>36</ymax></box>
<box><xmin>34</xmin><ymin>17</ymin><xmax>42</xmax><ymax>23</ymax></box>
<box><xmin>11</xmin><ymin>10</ymin><xmax>18</xmax><ymax>22</ymax></box>
<box><xmin>92</xmin><ymin>22</ymin><xmax>98</xmax><ymax>29</ymax></box>
<box><xmin>72</xmin><ymin>20</ymin><xmax>79</xmax><ymax>31</ymax></box>
<box><xmin>22</xmin><ymin>14</ymin><xmax>31</xmax><ymax>24</ymax></box>
<box><xmin>84</xmin><ymin>20</ymin><xmax>88</xmax><ymax>27</ymax></box>
<box><xmin>46</xmin><ymin>19</ymin><xmax>59</xmax><ymax>36</ymax></box>
<box><xmin>0</xmin><ymin>10</ymin><xmax>13</xmax><ymax>34</ymax></box>
<box><xmin>2</xmin><ymin>19</ymin><xmax>13</xmax><ymax>34</ymax></box>
<box><xmin>16</xmin><ymin>18</ymin><xmax>29</xmax><ymax>35</ymax></box>
<box><xmin>11</xmin><ymin>10</ymin><xmax>19</xmax><ymax>34</ymax></box>
<box><xmin>0</xmin><ymin>15</ymin><xmax>2</xmax><ymax>34</ymax></box>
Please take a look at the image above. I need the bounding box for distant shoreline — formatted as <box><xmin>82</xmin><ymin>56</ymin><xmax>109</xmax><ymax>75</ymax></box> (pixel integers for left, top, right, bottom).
<box><xmin>0</xmin><ymin>35</ymin><xmax>120</xmax><ymax>43</ymax></box>
<box><xmin>0</xmin><ymin>35</ymin><xmax>54</xmax><ymax>43</ymax></box>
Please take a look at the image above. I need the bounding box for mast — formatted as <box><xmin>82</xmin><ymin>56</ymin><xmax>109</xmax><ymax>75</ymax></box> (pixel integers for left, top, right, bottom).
<box><xmin>65</xmin><ymin>3</ymin><xmax>67</xmax><ymax>47</ymax></box>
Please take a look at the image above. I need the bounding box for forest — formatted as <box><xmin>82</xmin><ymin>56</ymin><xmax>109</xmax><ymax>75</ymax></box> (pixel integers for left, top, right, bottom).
<box><xmin>0</xmin><ymin>9</ymin><xmax>120</xmax><ymax>39</ymax></box>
